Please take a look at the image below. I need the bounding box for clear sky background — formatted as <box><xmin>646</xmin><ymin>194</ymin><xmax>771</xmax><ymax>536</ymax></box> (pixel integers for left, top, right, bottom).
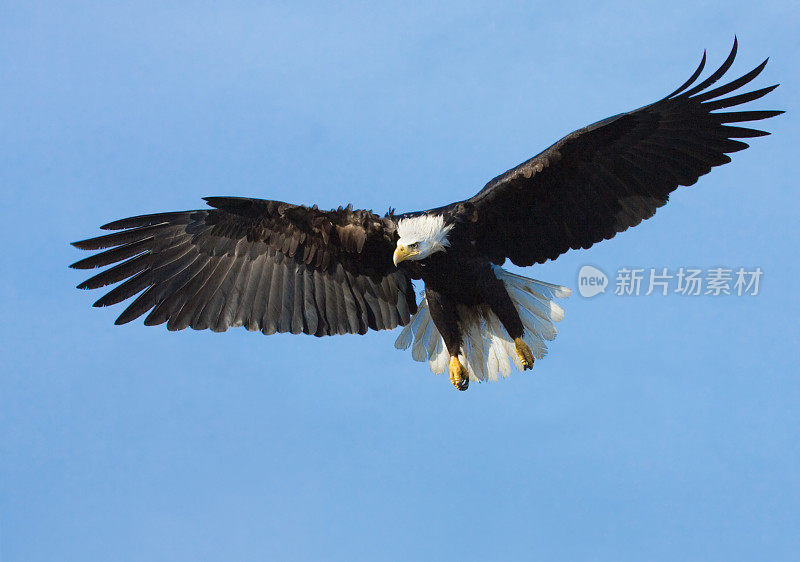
<box><xmin>2</xmin><ymin>2</ymin><xmax>798</xmax><ymax>560</ymax></box>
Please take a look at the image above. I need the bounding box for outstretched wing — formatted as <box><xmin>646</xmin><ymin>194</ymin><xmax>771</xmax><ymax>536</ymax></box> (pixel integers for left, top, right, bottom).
<box><xmin>71</xmin><ymin>197</ymin><xmax>416</xmax><ymax>336</ymax></box>
<box><xmin>466</xmin><ymin>39</ymin><xmax>782</xmax><ymax>266</ymax></box>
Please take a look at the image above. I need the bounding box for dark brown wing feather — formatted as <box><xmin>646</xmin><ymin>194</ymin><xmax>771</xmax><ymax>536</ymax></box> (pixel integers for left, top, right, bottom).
<box><xmin>71</xmin><ymin>197</ymin><xmax>416</xmax><ymax>335</ymax></box>
<box><xmin>467</xmin><ymin>38</ymin><xmax>782</xmax><ymax>266</ymax></box>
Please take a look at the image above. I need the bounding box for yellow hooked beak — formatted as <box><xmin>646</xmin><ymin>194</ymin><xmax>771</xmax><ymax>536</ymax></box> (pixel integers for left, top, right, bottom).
<box><xmin>393</xmin><ymin>244</ymin><xmax>419</xmax><ymax>266</ymax></box>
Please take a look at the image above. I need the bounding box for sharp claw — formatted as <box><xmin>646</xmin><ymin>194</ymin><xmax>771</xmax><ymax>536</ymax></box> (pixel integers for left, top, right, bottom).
<box><xmin>449</xmin><ymin>356</ymin><xmax>469</xmax><ymax>391</ymax></box>
<box><xmin>514</xmin><ymin>337</ymin><xmax>535</xmax><ymax>371</ymax></box>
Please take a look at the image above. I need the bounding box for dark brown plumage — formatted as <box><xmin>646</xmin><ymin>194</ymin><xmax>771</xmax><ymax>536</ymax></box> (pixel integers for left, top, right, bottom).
<box><xmin>454</xmin><ymin>38</ymin><xmax>781</xmax><ymax>266</ymax></box>
<box><xmin>71</xmin><ymin>199</ymin><xmax>416</xmax><ymax>335</ymax></box>
<box><xmin>71</xmin><ymin>39</ymin><xmax>781</xmax><ymax>389</ymax></box>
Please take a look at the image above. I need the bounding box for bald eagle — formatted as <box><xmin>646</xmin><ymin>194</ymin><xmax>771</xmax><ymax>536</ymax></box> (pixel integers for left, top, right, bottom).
<box><xmin>72</xmin><ymin>40</ymin><xmax>781</xmax><ymax>390</ymax></box>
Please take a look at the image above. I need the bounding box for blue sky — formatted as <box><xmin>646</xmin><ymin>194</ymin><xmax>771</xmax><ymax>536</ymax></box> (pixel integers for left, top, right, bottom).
<box><xmin>2</xmin><ymin>1</ymin><xmax>798</xmax><ymax>560</ymax></box>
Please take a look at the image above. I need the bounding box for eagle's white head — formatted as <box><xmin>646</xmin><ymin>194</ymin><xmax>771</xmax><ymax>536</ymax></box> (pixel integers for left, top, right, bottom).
<box><xmin>393</xmin><ymin>214</ymin><xmax>454</xmax><ymax>265</ymax></box>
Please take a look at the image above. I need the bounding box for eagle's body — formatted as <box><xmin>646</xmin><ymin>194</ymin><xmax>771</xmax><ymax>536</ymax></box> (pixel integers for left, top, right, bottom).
<box><xmin>393</xmin><ymin>214</ymin><xmax>538</xmax><ymax>388</ymax></box>
<box><xmin>71</xmin><ymin>40</ymin><xmax>781</xmax><ymax>389</ymax></box>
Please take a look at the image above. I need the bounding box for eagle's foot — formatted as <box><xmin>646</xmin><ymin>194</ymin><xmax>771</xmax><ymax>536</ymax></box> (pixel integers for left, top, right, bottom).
<box><xmin>448</xmin><ymin>356</ymin><xmax>469</xmax><ymax>391</ymax></box>
<box><xmin>514</xmin><ymin>337</ymin><xmax>534</xmax><ymax>370</ymax></box>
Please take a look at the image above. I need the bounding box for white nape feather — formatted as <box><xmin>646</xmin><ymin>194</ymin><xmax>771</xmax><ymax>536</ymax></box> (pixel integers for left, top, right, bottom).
<box><xmin>396</xmin><ymin>215</ymin><xmax>454</xmax><ymax>259</ymax></box>
<box><xmin>395</xmin><ymin>266</ymin><xmax>572</xmax><ymax>383</ymax></box>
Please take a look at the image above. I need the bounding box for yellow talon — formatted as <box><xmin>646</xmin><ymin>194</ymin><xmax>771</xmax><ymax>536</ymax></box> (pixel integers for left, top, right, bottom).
<box><xmin>514</xmin><ymin>337</ymin><xmax>535</xmax><ymax>370</ymax></box>
<box><xmin>448</xmin><ymin>356</ymin><xmax>469</xmax><ymax>391</ymax></box>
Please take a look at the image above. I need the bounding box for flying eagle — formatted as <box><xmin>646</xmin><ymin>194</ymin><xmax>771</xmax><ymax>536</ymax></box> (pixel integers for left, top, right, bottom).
<box><xmin>71</xmin><ymin>40</ymin><xmax>781</xmax><ymax>390</ymax></box>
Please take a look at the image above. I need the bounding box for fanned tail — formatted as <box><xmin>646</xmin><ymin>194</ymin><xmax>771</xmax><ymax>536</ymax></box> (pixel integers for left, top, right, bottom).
<box><xmin>395</xmin><ymin>266</ymin><xmax>571</xmax><ymax>383</ymax></box>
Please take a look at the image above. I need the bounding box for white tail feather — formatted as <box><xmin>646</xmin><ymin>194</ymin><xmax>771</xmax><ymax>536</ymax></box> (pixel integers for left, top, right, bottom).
<box><xmin>394</xmin><ymin>266</ymin><xmax>571</xmax><ymax>383</ymax></box>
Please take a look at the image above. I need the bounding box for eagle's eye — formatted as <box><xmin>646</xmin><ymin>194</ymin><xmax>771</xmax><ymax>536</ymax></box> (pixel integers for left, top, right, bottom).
<box><xmin>409</xmin><ymin>242</ymin><xmax>420</xmax><ymax>249</ymax></box>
